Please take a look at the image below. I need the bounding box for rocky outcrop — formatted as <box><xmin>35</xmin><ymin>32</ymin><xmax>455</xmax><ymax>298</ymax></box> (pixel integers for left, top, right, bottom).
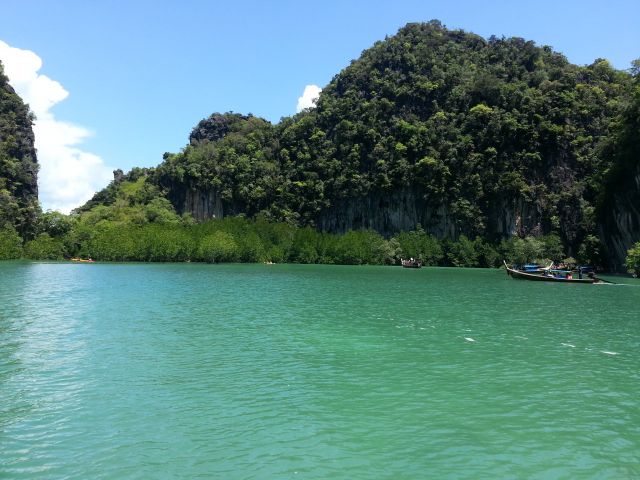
<box><xmin>597</xmin><ymin>76</ymin><xmax>640</xmax><ymax>271</ymax></box>
<box><xmin>488</xmin><ymin>197</ymin><xmax>537</xmax><ymax>237</ymax></box>
<box><xmin>316</xmin><ymin>187</ymin><xmax>454</xmax><ymax>237</ymax></box>
<box><xmin>317</xmin><ymin>188</ymin><xmax>547</xmax><ymax>240</ymax></box>
<box><xmin>0</xmin><ymin>61</ymin><xmax>39</xmax><ymax>238</ymax></box>
<box><xmin>179</xmin><ymin>189</ymin><xmax>225</xmax><ymax>221</ymax></box>
<box><xmin>600</xmin><ymin>170</ymin><xmax>640</xmax><ymax>271</ymax></box>
<box><xmin>166</xmin><ymin>184</ymin><xmax>248</xmax><ymax>223</ymax></box>
<box><xmin>189</xmin><ymin>113</ymin><xmax>255</xmax><ymax>145</ymax></box>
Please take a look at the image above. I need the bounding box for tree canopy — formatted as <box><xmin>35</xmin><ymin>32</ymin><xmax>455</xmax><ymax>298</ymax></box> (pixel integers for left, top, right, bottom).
<box><xmin>140</xmin><ymin>22</ymin><xmax>633</xmax><ymax>262</ymax></box>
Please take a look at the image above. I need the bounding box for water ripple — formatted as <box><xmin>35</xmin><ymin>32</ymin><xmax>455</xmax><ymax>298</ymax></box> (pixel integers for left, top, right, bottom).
<box><xmin>1</xmin><ymin>263</ymin><xmax>639</xmax><ymax>478</ymax></box>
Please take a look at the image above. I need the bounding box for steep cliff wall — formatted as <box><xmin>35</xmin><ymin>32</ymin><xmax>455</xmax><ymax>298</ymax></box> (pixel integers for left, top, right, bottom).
<box><xmin>600</xmin><ymin>169</ymin><xmax>640</xmax><ymax>270</ymax></box>
<box><xmin>315</xmin><ymin>188</ymin><xmax>545</xmax><ymax>240</ymax></box>
<box><xmin>167</xmin><ymin>182</ymin><xmax>548</xmax><ymax>243</ymax></box>
<box><xmin>171</xmin><ymin>187</ymin><xmax>225</xmax><ymax>221</ymax></box>
<box><xmin>316</xmin><ymin>187</ymin><xmax>453</xmax><ymax>237</ymax></box>
<box><xmin>0</xmin><ymin>61</ymin><xmax>39</xmax><ymax>238</ymax></box>
<box><xmin>597</xmin><ymin>76</ymin><xmax>640</xmax><ymax>271</ymax></box>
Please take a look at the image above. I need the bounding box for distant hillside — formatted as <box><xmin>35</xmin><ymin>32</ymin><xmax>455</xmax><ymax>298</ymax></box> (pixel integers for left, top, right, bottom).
<box><xmin>80</xmin><ymin>21</ymin><xmax>638</xmax><ymax>268</ymax></box>
<box><xmin>0</xmin><ymin>60</ymin><xmax>39</xmax><ymax>238</ymax></box>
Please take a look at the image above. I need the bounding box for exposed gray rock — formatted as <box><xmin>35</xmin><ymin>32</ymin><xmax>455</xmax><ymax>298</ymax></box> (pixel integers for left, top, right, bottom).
<box><xmin>600</xmin><ymin>170</ymin><xmax>640</xmax><ymax>271</ymax></box>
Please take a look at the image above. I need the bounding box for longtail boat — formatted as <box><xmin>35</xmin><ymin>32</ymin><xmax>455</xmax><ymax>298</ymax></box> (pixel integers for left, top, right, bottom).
<box><xmin>503</xmin><ymin>261</ymin><xmax>606</xmax><ymax>284</ymax></box>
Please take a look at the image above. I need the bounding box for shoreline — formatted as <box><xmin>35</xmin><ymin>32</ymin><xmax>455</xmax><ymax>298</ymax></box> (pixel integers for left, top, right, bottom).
<box><xmin>1</xmin><ymin>258</ymin><xmax>636</xmax><ymax>278</ymax></box>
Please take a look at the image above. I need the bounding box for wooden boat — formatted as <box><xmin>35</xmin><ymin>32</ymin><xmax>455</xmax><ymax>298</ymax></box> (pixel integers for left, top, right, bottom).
<box><xmin>401</xmin><ymin>258</ymin><xmax>422</xmax><ymax>269</ymax></box>
<box><xmin>503</xmin><ymin>261</ymin><xmax>605</xmax><ymax>284</ymax></box>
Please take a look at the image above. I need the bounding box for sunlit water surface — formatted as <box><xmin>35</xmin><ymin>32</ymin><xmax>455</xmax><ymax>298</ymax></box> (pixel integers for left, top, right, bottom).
<box><xmin>1</xmin><ymin>262</ymin><xmax>639</xmax><ymax>479</ymax></box>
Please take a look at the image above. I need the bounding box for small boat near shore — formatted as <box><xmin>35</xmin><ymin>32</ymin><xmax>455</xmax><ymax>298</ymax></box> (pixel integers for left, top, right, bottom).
<box><xmin>401</xmin><ymin>258</ymin><xmax>422</xmax><ymax>269</ymax></box>
<box><xmin>71</xmin><ymin>257</ymin><xmax>95</xmax><ymax>263</ymax></box>
<box><xmin>503</xmin><ymin>261</ymin><xmax>607</xmax><ymax>284</ymax></box>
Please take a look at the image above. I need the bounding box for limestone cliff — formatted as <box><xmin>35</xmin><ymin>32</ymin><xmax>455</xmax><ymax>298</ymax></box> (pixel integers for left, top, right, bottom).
<box><xmin>168</xmin><ymin>187</ymin><xmax>225</xmax><ymax>221</ymax></box>
<box><xmin>600</xmin><ymin>169</ymin><xmax>640</xmax><ymax>271</ymax></box>
<box><xmin>0</xmin><ymin>61</ymin><xmax>39</xmax><ymax>238</ymax></box>
<box><xmin>598</xmin><ymin>80</ymin><xmax>640</xmax><ymax>271</ymax></box>
<box><xmin>315</xmin><ymin>188</ymin><xmax>546</xmax><ymax>240</ymax></box>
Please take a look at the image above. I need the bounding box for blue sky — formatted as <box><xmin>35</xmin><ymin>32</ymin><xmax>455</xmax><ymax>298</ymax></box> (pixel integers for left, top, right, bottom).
<box><xmin>1</xmin><ymin>0</ymin><xmax>638</xmax><ymax>211</ymax></box>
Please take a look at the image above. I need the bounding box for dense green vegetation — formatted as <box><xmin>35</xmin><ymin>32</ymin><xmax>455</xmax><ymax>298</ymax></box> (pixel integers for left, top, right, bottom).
<box><xmin>0</xmin><ymin>227</ymin><xmax>22</xmax><ymax>260</ymax></box>
<box><xmin>2</xmin><ymin>23</ymin><xmax>639</xmax><ymax>271</ymax></box>
<box><xmin>0</xmin><ymin>61</ymin><xmax>39</xmax><ymax>241</ymax></box>
<box><xmin>0</xmin><ymin>166</ymin><xmax>609</xmax><ymax>267</ymax></box>
<box><xmin>149</xmin><ymin>22</ymin><xmax>633</xmax><ymax>257</ymax></box>
<box><xmin>626</xmin><ymin>242</ymin><xmax>640</xmax><ymax>276</ymax></box>
<box><xmin>1</xmin><ymin>183</ymin><xmax>585</xmax><ymax>267</ymax></box>
<box><xmin>0</xmin><ymin>158</ymin><xmax>586</xmax><ymax>266</ymax></box>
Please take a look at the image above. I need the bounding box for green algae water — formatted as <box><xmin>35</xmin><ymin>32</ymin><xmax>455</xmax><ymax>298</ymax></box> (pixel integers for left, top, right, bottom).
<box><xmin>1</xmin><ymin>262</ymin><xmax>639</xmax><ymax>479</ymax></box>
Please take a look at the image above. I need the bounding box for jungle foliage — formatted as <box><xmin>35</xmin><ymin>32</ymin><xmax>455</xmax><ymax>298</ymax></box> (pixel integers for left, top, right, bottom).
<box><xmin>149</xmin><ymin>21</ymin><xmax>633</xmax><ymax>254</ymax></box>
<box><xmin>626</xmin><ymin>242</ymin><xmax>640</xmax><ymax>275</ymax></box>
<box><xmin>11</xmin><ymin>189</ymin><xmax>580</xmax><ymax>267</ymax></box>
<box><xmin>2</xmin><ymin>23</ymin><xmax>639</xmax><ymax>270</ymax></box>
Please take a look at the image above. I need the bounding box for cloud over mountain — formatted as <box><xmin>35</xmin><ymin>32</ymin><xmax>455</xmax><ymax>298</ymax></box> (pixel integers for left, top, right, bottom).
<box><xmin>296</xmin><ymin>84</ymin><xmax>321</xmax><ymax>112</ymax></box>
<box><xmin>0</xmin><ymin>40</ymin><xmax>112</xmax><ymax>213</ymax></box>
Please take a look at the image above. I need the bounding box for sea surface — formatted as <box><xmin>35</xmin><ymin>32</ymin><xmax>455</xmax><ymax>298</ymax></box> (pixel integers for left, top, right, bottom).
<box><xmin>1</xmin><ymin>262</ymin><xmax>639</xmax><ymax>479</ymax></box>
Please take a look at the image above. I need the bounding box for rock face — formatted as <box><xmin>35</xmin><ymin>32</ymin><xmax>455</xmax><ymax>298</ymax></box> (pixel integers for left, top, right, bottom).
<box><xmin>0</xmin><ymin>61</ymin><xmax>39</xmax><ymax>238</ymax></box>
<box><xmin>178</xmin><ymin>189</ymin><xmax>225</xmax><ymax>221</ymax></box>
<box><xmin>165</xmin><ymin>184</ymin><xmax>245</xmax><ymax>223</ymax></box>
<box><xmin>169</xmin><ymin>181</ymin><xmax>548</xmax><ymax>242</ymax></box>
<box><xmin>600</xmin><ymin>169</ymin><xmax>640</xmax><ymax>271</ymax></box>
<box><xmin>315</xmin><ymin>188</ymin><xmax>544</xmax><ymax>239</ymax></box>
<box><xmin>316</xmin><ymin>188</ymin><xmax>451</xmax><ymax>237</ymax></box>
<box><xmin>597</xmin><ymin>77</ymin><xmax>640</xmax><ymax>271</ymax></box>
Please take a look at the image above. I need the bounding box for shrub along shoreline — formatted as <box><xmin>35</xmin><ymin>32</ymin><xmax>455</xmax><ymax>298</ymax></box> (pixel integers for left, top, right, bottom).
<box><xmin>1</xmin><ymin>214</ymin><xmax>596</xmax><ymax>268</ymax></box>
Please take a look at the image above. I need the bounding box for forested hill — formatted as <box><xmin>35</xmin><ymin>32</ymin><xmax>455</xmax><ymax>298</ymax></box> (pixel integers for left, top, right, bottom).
<box><xmin>0</xmin><ymin>61</ymin><xmax>39</xmax><ymax>239</ymax></box>
<box><xmin>81</xmin><ymin>21</ymin><xmax>638</xmax><ymax>267</ymax></box>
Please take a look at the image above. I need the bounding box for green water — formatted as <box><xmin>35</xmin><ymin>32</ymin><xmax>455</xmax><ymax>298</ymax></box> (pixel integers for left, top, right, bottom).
<box><xmin>1</xmin><ymin>262</ymin><xmax>639</xmax><ymax>479</ymax></box>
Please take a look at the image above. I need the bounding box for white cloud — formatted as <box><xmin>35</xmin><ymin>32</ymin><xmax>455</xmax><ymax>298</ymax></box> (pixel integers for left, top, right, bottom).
<box><xmin>0</xmin><ymin>40</ymin><xmax>112</xmax><ymax>213</ymax></box>
<box><xmin>296</xmin><ymin>84</ymin><xmax>321</xmax><ymax>112</ymax></box>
